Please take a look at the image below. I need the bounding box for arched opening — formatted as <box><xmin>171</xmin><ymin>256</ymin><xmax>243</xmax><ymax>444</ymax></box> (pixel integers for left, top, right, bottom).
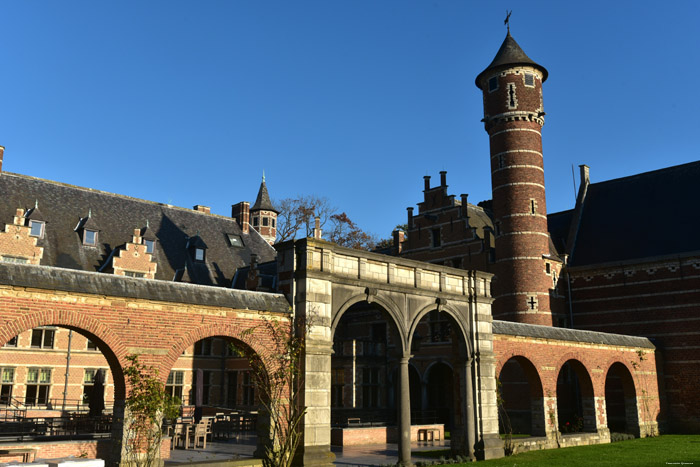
<box><xmin>0</xmin><ymin>323</ymin><xmax>126</xmax><ymax>460</ymax></box>
<box><xmin>330</xmin><ymin>300</ymin><xmax>404</xmax><ymax>430</ymax></box>
<box><xmin>426</xmin><ymin>362</ymin><xmax>454</xmax><ymax>429</ymax></box>
<box><xmin>498</xmin><ymin>356</ymin><xmax>545</xmax><ymax>437</ymax></box>
<box><xmin>165</xmin><ymin>334</ymin><xmax>272</xmax><ymax>458</ymax></box>
<box><xmin>605</xmin><ymin>362</ymin><xmax>639</xmax><ymax>436</ymax></box>
<box><xmin>556</xmin><ymin>359</ymin><xmax>596</xmax><ymax>433</ymax></box>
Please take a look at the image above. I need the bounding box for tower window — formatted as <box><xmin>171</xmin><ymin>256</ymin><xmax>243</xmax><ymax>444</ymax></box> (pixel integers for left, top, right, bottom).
<box><xmin>271</xmin><ymin>219</ymin><xmax>276</xmax><ymax>228</ymax></box>
<box><xmin>530</xmin><ymin>199</ymin><xmax>537</xmax><ymax>215</ymax></box>
<box><xmin>546</xmin><ymin>262</ymin><xmax>551</xmax><ymax>274</ymax></box>
<box><xmin>524</xmin><ymin>73</ymin><xmax>535</xmax><ymax>87</ymax></box>
<box><xmin>488</xmin><ymin>76</ymin><xmax>498</xmax><ymax>92</ymax></box>
<box><xmin>507</xmin><ymin>83</ymin><xmax>517</xmax><ymax>109</ymax></box>
<box><xmin>29</xmin><ymin>220</ymin><xmax>45</xmax><ymax>238</ymax></box>
<box><xmin>253</xmin><ymin>217</ymin><xmax>259</xmax><ymax>227</ymax></box>
<box><xmin>262</xmin><ymin>217</ymin><xmax>269</xmax><ymax>227</ymax></box>
<box><xmin>527</xmin><ymin>295</ymin><xmax>539</xmax><ymax>311</ymax></box>
<box><xmin>498</xmin><ymin>155</ymin><xmax>505</xmax><ymax>169</ymax></box>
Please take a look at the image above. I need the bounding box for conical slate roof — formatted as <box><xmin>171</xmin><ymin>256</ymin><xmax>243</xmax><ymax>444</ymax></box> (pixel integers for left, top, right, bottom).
<box><xmin>476</xmin><ymin>31</ymin><xmax>548</xmax><ymax>89</ymax></box>
<box><xmin>251</xmin><ymin>176</ymin><xmax>278</xmax><ymax>213</ymax></box>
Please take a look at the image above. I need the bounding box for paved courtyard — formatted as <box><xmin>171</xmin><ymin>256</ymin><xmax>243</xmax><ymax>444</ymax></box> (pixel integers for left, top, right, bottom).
<box><xmin>165</xmin><ymin>434</ymin><xmax>449</xmax><ymax>465</ymax></box>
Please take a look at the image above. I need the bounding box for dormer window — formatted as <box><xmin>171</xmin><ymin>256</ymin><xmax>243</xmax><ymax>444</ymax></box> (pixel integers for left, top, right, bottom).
<box><xmin>524</xmin><ymin>73</ymin><xmax>535</xmax><ymax>87</ymax></box>
<box><xmin>488</xmin><ymin>76</ymin><xmax>498</xmax><ymax>92</ymax></box>
<box><xmin>83</xmin><ymin>229</ymin><xmax>98</xmax><ymax>246</ymax></box>
<box><xmin>144</xmin><ymin>239</ymin><xmax>155</xmax><ymax>254</ymax></box>
<box><xmin>195</xmin><ymin>248</ymin><xmax>205</xmax><ymax>262</ymax></box>
<box><xmin>29</xmin><ymin>220</ymin><xmax>45</xmax><ymax>238</ymax></box>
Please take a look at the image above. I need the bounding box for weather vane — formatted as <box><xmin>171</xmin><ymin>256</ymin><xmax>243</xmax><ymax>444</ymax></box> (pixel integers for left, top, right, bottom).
<box><xmin>504</xmin><ymin>10</ymin><xmax>512</xmax><ymax>33</ymax></box>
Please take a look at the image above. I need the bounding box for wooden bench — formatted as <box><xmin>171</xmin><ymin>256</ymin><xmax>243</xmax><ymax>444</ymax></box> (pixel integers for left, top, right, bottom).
<box><xmin>417</xmin><ymin>428</ymin><xmax>441</xmax><ymax>442</ymax></box>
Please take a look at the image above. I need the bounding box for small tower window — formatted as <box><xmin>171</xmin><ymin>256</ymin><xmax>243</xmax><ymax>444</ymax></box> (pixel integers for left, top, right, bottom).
<box><xmin>524</xmin><ymin>73</ymin><xmax>535</xmax><ymax>87</ymax></box>
<box><xmin>29</xmin><ymin>220</ymin><xmax>45</xmax><ymax>238</ymax></box>
<box><xmin>83</xmin><ymin>230</ymin><xmax>98</xmax><ymax>246</ymax></box>
<box><xmin>530</xmin><ymin>199</ymin><xmax>537</xmax><ymax>215</ymax></box>
<box><xmin>253</xmin><ymin>217</ymin><xmax>259</xmax><ymax>227</ymax></box>
<box><xmin>262</xmin><ymin>217</ymin><xmax>269</xmax><ymax>227</ymax></box>
<box><xmin>498</xmin><ymin>155</ymin><xmax>505</xmax><ymax>169</ymax></box>
<box><xmin>488</xmin><ymin>76</ymin><xmax>498</xmax><ymax>93</ymax></box>
<box><xmin>272</xmin><ymin>219</ymin><xmax>276</xmax><ymax>228</ymax></box>
<box><xmin>507</xmin><ymin>83</ymin><xmax>517</xmax><ymax>109</ymax></box>
<box><xmin>527</xmin><ymin>295</ymin><xmax>539</xmax><ymax>311</ymax></box>
<box><xmin>545</xmin><ymin>262</ymin><xmax>551</xmax><ymax>274</ymax></box>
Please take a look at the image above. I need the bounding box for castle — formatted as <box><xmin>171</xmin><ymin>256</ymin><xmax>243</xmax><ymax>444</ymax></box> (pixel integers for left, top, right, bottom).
<box><xmin>0</xmin><ymin>29</ymin><xmax>693</xmax><ymax>466</ymax></box>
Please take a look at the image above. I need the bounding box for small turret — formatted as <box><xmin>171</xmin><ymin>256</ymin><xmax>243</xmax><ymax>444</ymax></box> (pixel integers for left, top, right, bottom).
<box><xmin>250</xmin><ymin>173</ymin><xmax>278</xmax><ymax>245</ymax></box>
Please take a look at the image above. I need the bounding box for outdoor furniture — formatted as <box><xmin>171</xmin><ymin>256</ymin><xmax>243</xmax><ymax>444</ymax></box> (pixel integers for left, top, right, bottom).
<box><xmin>417</xmin><ymin>428</ymin><xmax>441</xmax><ymax>442</ymax></box>
<box><xmin>172</xmin><ymin>423</ymin><xmax>190</xmax><ymax>450</ymax></box>
<box><xmin>0</xmin><ymin>448</ymin><xmax>37</xmax><ymax>462</ymax></box>
<box><xmin>189</xmin><ymin>421</ymin><xmax>207</xmax><ymax>450</ymax></box>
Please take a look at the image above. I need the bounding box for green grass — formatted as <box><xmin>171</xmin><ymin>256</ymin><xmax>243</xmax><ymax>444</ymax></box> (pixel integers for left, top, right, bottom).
<box><xmin>413</xmin><ymin>435</ymin><xmax>700</xmax><ymax>466</ymax></box>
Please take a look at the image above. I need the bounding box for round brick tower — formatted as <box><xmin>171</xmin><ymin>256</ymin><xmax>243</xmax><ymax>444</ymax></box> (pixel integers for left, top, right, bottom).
<box><xmin>476</xmin><ymin>32</ymin><xmax>553</xmax><ymax>326</ymax></box>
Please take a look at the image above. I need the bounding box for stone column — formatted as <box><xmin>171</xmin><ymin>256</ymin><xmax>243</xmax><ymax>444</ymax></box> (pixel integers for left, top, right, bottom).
<box><xmin>398</xmin><ymin>355</ymin><xmax>412</xmax><ymax>466</ymax></box>
<box><xmin>464</xmin><ymin>356</ymin><xmax>476</xmax><ymax>461</ymax></box>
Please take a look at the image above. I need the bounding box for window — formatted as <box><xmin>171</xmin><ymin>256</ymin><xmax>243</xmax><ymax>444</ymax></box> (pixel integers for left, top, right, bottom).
<box><xmin>1</xmin><ymin>256</ymin><xmax>29</xmax><ymax>264</ymax></box>
<box><xmin>124</xmin><ymin>271</ymin><xmax>146</xmax><ymax>278</ymax></box>
<box><xmin>431</xmin><ymin>228</ymin><xmax>441</xmax><ymax>248</ymax></box>
<box><xmin>166</xmin><ymin>371</ymin><xmax>184</xmax><ymax>401</ymax></box>
<box><xmin>362</xmin><ymin>367</ymin><xmax>381</xmax><ymax>408</ymax></box>
<box><xmin>144</xmin><ymin>239</ymin><xmax>155</xmax><ymax>254</ymax></box>
<box><xmin>262</xmin><ymin>217</ymin><xmax>269</xmax><ymax>227</ymax></box>
<box><xmin>194</xmin><ymin>248</ymin><xmax>205</xmax><ymax>262</ymax></box>
<box><xmin>86</xmin><ymin>339</ymin><xmax>98</xmax><ymax>351</ymax></box>
<box><xmin>527</xmin><ymin>295</ymin><xmax>539</xmax><ymax>311</ymax></box>
<box><xmin>31</xmin><ymin>328</ymin><xmax>55</xmax><ymax>349</ymax></box>
<box><xmin>29</xmin><ymin>220</ymin><xmax>45</xmax><ymax>238</ymax></box>
<box><xmin>498</xmin><ymin>154</ymin><xmax>505</xmax><ymax>169</ymax></box>
<box><xmin>524</xmin><ymin>73</ymin><xmax>535</xmax><ymax>87</ymax></box>
<box><xmin>253</xmin><ymin>217</ymin><xmax>259</xmax><ymax>227</ymax></box>
<box><xmin>4</xmin><ymin>336</ymin><xmax>18</xmax><ymax>347</ymax></box>
<box><xmin>488</xmin><ymin>76</ymin><xmax>498</xmax><ymax>92</ymax></box>
<box><xmin>82</xmin><ymin>369</ymin><xmax>104</xmax><ymax>404</ymax></box>
<box><xmin>429</xmin><ymin>310</ymin><xmax>452</xmax><ymax>343</ymax></box>
<box><xmin>507</xmin><ymin>83</ymin><xmax>517</xmax><ymax>109</ymax></box>
<box><xmin>271</xmin><ymin>219</ymin><xmax>276</xmax><ymax>228</ymax></box>
<box><xmin>1</xmin><ymin>368</ymin><xmax>15</xmax><ymax>404</ymax></box>
<box><xmin>194</xmin><ymin>338</ymin><xmax>213</xmax><ymax>356</ymax></box>
<box><xmin>242</xmin><ymin>371</ymin><xmax>255</xmax><ymax>406</ymax></box>
<box><xmin>545</xmin><ymin>263</ymin><xmax>552</xmax><ymax>275</ymax></box>
<box><xmin>530</xmin><ymin>199</ymin><xmax>537</xmax><ymax>215</ymax></box>
<box><xmin>331</xmin><ymin>368</ymin><xmax>344</xmax><ymax>408</ymax></box>
<box><xmin>227</xmin><ymin>234</ymin><xmax>244</xmax><ymax>248</ymax></box>
<box><xmin>83</xmin><ymin>229</ymin><xmax>98</xmax><ymax>246</ymax></box>
<box><xmin>25</xmin><ymin>368</ymin><xmax>51</xmax><ymax>405</ymax></box>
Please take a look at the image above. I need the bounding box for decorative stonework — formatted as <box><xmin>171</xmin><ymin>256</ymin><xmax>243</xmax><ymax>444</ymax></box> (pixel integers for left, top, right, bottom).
<box><xmin>111</xmin><ymin>229</ymin><xmax>157</xmax><ymax>279</ymax></box>
<box><xmin>0</xmin><ymin>208</ymin><xmax>44</xmax><ymax>265</ymax></box>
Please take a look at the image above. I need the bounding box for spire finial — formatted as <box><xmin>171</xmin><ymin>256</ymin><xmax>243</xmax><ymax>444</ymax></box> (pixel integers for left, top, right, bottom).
<box><xmin>146</xmin><ymin>219</ymin><xmax>150</xmax><ymax>229</ymax></box>
<box><xmin>262</xmin><ymin>170</ymin><xmax>266</xmax><ymax>183</ymax></box>
<box><xmin>35</xmin><ymin>199</ymin><xmax>38</xmax><ymax>209</ymax></box>
<box><xmin>504</xmin><ymin>10</ymin><xmax>512</xmax><ymax>33</ymax></box>
<box><xmin>88</xmin><ymin>208</ymin><xmax>92</xmax><ymax>218</ymax></box>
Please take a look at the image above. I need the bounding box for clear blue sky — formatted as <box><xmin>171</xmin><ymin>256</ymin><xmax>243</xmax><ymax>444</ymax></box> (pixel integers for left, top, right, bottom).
<box><xmin>2</xmin><ymin>1</ymin><xmax>698</xmax><ymax>240</ymax></box>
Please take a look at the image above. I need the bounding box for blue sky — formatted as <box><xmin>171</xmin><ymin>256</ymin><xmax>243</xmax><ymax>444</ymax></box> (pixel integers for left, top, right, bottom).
<box><xmin>2</xmin><ymin>1</ymin><xmax>698</xmax><ymax>240</ymax></box>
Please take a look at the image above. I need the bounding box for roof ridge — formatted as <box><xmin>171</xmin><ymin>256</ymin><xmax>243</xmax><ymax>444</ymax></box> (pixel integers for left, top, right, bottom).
<box><xmin>2</xmin><ymin>171</ymin><xmax>238</xmax><ymax>223</ymax></box>
<box><xmin>590</xmin><ymin>159</ymin><xmax>700</xmax><ymax>188</ymax></box>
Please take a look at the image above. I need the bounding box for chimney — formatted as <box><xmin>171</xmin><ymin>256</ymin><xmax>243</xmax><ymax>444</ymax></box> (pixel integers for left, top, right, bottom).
<box><xmin>460</xmin><ymin>194</ymin><xmax>469</xmax><ymax>218</ymax></box>
<box><xmin>313</xmin><ymin>216</ymin><xmax>322</xmax><ymax>239</ymax></box>
<box><xmin>440</xmin><ymin>171</ymin><xmax>447</xmax><ymax>187</ymax></box>
<box><xmin>423</xmin><ymin>175</ymin><xmax>431</xmax><ymax>191</ymax></box>
<box><xmin>13</xmin><ymin>208</ymin><xmax>25</xmax><ymax>226</ymax></box>
<box><xmin>579</xmin><ymin>164</ymin><xmax>590</xmax><ymax>187</ymax></box>
<box><xmin>193</xmin><ymin>205</ymin><xmax>211</xmax><ymax>214</ymax></box>
<box><xmin>0</xmin><ymin>146</ymin><xmax>4</xmax><ymax>174</ymax></box>
<box><xmin>232</xmin><ymin>202</ymin><xmax>250</xmax><ymax>234</ymax></box>
<box><xmin>407</xmin><ymin>207</ymin><xmax>414</xmax><ymax>229</ymax></box>
<box><xmin>392</xmin><ymin>229</ymin><xmax>405</xmax><ymax>254</ymax></box>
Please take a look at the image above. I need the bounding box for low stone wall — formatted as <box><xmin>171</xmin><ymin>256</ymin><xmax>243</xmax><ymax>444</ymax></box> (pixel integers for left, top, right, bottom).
<box><xmin>0</xmin><ymin>438</ymin><xmax>171</xmax><ymax>463</ymax></box>
<box><xmin>509</xmin><ymin>430</ymin><xmax>612</xmax><ymax>455</ymax></box>
<box><xmin>331</xmin><ymin>424</ymin><xmax>444</xmax><ymax>446</ymax></box>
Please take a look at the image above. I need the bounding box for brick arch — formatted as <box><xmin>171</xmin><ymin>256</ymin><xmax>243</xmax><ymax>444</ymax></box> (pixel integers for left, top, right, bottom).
<box><xmin>604</xmin><ymin>360</ymin><xmax>640</xmax><ymax>435</ymax></box>
<box><xmin>407</xmin><ymin>303</ymin><xmax>472</xmax><ymax>356</ymax></box>
<box><xmin>497</xmin><ymin>355</ymin><xmax>544</xmax><ymax>399</ymax></box>
<box><xmin>160</xmin><ymin>322</ymin><xmax>279</xmax><ymax>382</ymax></box>
<box><xmin>556</xmin><ymin>357</ymin><xmax>597</xmax><ymax>433</ymax></box>
<box><xmin>331</xmin><ymin>293</ymin><xmax>407</xmax><ymax>354</ymax></box>
<box><xmin>0</xmin><ymin>310</ymin><xmax>128</xmax><ymax>399</ymax></box>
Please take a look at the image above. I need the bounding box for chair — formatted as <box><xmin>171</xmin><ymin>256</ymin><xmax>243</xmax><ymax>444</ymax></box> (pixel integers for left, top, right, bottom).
<box><xmin>189</xmin><ymin>421</ymin><xmax>207</xmax><ymax>450</ymax></box>
<box><xmin>172</xmin><ymin>423</ymin><xmax>189</xmax><ymax>450</ymax></box>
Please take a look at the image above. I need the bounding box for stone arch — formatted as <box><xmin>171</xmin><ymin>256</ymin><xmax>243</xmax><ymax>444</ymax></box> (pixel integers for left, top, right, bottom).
<box><xmin>605</xmin><ymin>361</ymin><xmax>639</xmax><ymax>435</ymax></box>
<box><xmin>556</xmin><ymin>358</ymin><xmax>597</xmax><ymax>433</ymax></box>
<box><xmin>407</xmin><ymin>303</ymin><xmax>472</xmax><ymax>356</ymax></box>
<box><xmin>0</xmin><ymin>311</ymin><xmax>128</xmax><ymax>399</ymax></box>
<box><xmin>161</xmin><ymin>322</ymin><xmax>279</xmax><ymax>382</ymax></box>
<box><xmin>497</xmin><ymin>355</ymin><xmax>546</xmax><ymax>436</ymax></box>
<box><xmin>331</xmin><ymin>292</ymin><xmax>407</xmax><ymax>354</ymax></box>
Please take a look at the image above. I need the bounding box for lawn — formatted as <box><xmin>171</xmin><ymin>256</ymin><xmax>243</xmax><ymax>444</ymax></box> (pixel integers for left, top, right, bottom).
<box><xmin>413</xmin><ymin>435</ymin><xmax>700</xmax><ymax>466</ymax></box>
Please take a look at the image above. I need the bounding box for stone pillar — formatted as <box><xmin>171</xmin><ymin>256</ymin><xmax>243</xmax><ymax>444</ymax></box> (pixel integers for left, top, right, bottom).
<box><xmin>398</xmin><ymin>355</ymin><xmax>412</xmax><ymax>466</ymax></box>
<box><xmin>111</xmin><ymin>399</ymin><xmax>126</xmax><ymax>466</ymax></box>
<box><xmin>465</xmin><ymin>356</ymin><xmax>476</xmax><ymax>461</ymax></box>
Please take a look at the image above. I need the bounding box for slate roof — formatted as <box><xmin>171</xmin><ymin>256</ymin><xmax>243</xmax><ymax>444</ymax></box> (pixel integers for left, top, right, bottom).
<box><xmin>476</xmin><ymin>31</ymin><xmax>548</xmax><ymax>88</ymax></box>
<box><xmin>0</xmin><ymin>172</ymin><xmax>277</xmax><ymax>287</ymax></box>
<box><xmin>251</xmin><ymin>177</ymin><xmax>277</xmax><ymax>213</ymax></box>
<box><xmin>547</xmin><ymin>209</ymin><xmax>573</xmax><ymax>256</ymax></box>
<box><xmin>567</xmin><ymin>160</ymin><xmax>700</xmax><ymax>267</ymax></box>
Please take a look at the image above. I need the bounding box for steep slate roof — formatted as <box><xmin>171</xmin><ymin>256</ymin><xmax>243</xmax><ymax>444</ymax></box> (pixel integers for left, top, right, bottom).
<box><xmin>547</xmin><ymin>209</ymin><xmax>574</xmax><ymax>255</ymax></box>
<box><xmin>0</xmin><ymin>172</ymin><xmax>277</xmax><ymax>287</ymax></box>
<box><xmin>251</xmin><ymin>177</ymin><xmax>277</xmax><ymax>213</ymax></box>
<box><xmin>475</xmin><ymin>31</ymin><xmax>549</xmax><ymax>88</ymax></box>
<box><xmin>569</xmin><ymin>160</ymin><xmax>700</xmax><ymax>267</ymax></box>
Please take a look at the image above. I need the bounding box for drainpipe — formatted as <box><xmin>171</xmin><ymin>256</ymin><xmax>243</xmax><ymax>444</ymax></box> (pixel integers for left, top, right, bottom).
<box><xmin>62</xmin><ymin>330</ymin><xmax>73</xmax><ymax>412</ymax></box>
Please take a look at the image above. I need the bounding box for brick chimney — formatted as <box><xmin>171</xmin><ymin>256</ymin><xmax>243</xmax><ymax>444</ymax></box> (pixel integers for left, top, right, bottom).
<box><xmin>460</xmin><ymin>194</ymin><xmax>469</xmax><ymax>218</ymax></box>
<box><xmin>0</xmin><ymin>146</ymin><xmax>4</xmax><ymax>174</ymax></box>
<box><xmin>193</xmin><ymin>205</ymin><xmax>211</xmax><ymax>214</ymax></box>
<box><xmin>423</xmin><ymin>175</ymin><xmax>431</xmax><ymax>191</ymax></box>
<box><xmin>440</xmin><ymin>170</ymin><xmax>447</xmax><ymax>187</ymax></box>
<box><xmin>407</xmin><ymin>207</ymin><xmax>414</xmax><ymax>229</ymax></box>
<box><xmin>313</xmin><ymin>216</ymin><xmax>322</xmax><ymax>239</ymax></box>
<box><xmin>392</xmin><ymin>229</ymin><xmax>405</xmax><ymax>254</ymax></box>
<box><xmin>231</xmin><ymin>202</ymin><xmax>250</xmax><ymax>234</ymax></box>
